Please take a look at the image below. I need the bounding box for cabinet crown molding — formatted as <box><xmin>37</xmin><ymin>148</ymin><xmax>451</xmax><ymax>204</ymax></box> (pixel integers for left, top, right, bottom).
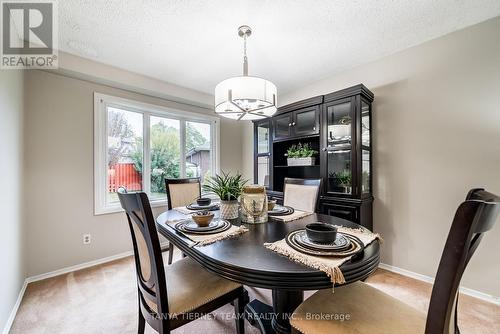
<box><xmin>276</xmin><ymin>95</ymin><xmax>324</xmax><ymax>115</ymax></box>
<box><xmin>324</xmin><ymin>84</ymin><xmax>374</xmax><ymax>103</ymax></box>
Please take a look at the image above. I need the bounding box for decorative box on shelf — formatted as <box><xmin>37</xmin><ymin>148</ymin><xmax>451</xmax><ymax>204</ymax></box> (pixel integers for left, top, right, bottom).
<box><xmin>287</xmin><ymin>157</ymin><xmax>316</xmax><ymax>166</ymax></box>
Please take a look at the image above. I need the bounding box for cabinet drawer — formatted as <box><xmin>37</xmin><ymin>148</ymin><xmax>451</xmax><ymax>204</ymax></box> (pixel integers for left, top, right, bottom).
<box><xmin>321</xmin><ymin>202</ymin><xmax>358</xmax><ymax>223</ymax></box>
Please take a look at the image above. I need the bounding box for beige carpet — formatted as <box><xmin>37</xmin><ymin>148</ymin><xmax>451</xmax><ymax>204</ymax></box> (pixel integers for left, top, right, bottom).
<box><xmin>10</xmin><ymin>249</ymin><xmax>500</xmax><ymax>334</ymax></box>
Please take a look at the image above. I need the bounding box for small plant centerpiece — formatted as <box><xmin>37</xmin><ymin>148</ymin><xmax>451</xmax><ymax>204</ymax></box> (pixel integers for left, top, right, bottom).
<box><xmin>203</xmin><ymin>172</ymin><xmax>247</xmax><ymax>219</ymax></box>
<box><xmin>285</xmin><ymin>143</ymin><xmax>318</xmax><ymax>166</ymax></box>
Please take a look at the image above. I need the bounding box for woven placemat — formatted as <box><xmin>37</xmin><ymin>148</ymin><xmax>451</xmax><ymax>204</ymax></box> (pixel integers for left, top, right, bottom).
<box><xmin>264</xmin><ymin>226</ymin><xmax>381</xmax><ymax>291</ymax></box>
<box><xmin>269</xmin><ymin>209</ymin><xmax>314</xmax><ymax>222</ymax></box>
<box><xmin>168</xmin><ymin>220</ymin><xmax>248</xmax><ymax>246</ymax></box>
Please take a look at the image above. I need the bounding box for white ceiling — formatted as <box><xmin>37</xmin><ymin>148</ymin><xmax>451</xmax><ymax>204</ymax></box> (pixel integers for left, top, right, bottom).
<box><xmin>58</xmin><ymin>0</ymin><xmax>500</xmax><ymax>96</ymax></box>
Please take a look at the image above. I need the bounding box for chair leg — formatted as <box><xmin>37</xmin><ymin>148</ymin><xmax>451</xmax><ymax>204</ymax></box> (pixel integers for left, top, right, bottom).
<box><xmin>138</xmin><ymin>307</ymin><xmax>145</xmax><ymax>334</ymax></box>
<box><xmin>168</xmin><ymin>242</ymin><xmax>174</xmax><ymax>265</ymax></box>
<box><xmin>234</xmin><ymin>288</ymin><xmax>247</xmax><ymax>334</ymax></box>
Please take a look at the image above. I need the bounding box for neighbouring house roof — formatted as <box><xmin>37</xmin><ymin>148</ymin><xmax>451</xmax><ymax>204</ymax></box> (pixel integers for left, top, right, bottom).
<box><xmin>185</xmin><ymin>143</ymin><xmax>210</xmax><ymax>158</ymax></box>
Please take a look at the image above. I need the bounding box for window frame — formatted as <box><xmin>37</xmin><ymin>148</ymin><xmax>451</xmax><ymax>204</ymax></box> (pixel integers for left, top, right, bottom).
<box><xmin>94</xmin><ymin>92</ymin><xmax>220</xmax><ymax>215</ymax></box>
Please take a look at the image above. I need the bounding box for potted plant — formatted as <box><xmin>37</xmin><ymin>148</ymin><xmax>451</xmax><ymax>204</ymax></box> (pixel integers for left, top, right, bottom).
<box><xmin>285</xmin><ymin>143</ymin><xmax>318</xmax><ymax>166</ymax></box>
<box><xmin>330</xmin><ymin>170</ymin><xmax>352</xmax><ymax>194</ymax></box>
<box><xmin>203</xmin><ymin>172</ymin><xmax>247</xmax><ymax>219</ymax></box>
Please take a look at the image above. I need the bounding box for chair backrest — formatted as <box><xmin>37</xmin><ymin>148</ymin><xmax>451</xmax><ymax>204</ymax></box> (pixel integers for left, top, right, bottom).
<box><xmin>118</xmin><ymin>192</ymin><xmax>170</xmax><ymax>331</ymax></box>
<box><xmin>425</xmin><ymin>188</ymin><xmax>500</xmax><ymax>334</ymax></box>
<box><xmin>165</xmin><ymin>178</ymin><xmax>201</xmax><ymax>210</ymax></box>
<box><xmin>283</xmin><ymin>178</ymin><xmax>322</xmax><ymax>212</ymax></box>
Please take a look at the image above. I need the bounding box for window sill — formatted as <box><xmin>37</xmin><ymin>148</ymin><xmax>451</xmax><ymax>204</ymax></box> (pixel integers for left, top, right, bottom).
<box><xmin>94</xmin><ymin>199</ymin><xmax>168</xmax><ymax>216</ymax></box>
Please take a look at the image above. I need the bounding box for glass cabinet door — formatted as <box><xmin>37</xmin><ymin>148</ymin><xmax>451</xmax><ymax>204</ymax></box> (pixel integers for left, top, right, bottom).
<box><xmin>257</xmin><ymin>122</ymin><xmax>270</xmax><ymax>154</ymax></box>
<box><xmin>273</xmin><ymin>113</ymin><xmax>292</xmax><ymax>140</ymax></box>
<box><xmin>255</xmin><ymin>121</ymin><xmax>270</xmax><ymax>187</ymax></box>
<box><xmin>326</xmin><ymin>100</ymin><xmax>353</xmax><ymax>195</ymax></box>
<box><xmin>293</xmin><ymin>107</ymin><xmax>319</xmax><ymax>137</ymax></box>
<box><xmin>361</xmin><ymin>100</ymin><xmax>371</xmax><ymax>194</ymax></box>
<box><xmin>257</xmin><ymin>156</ymin><xmax>270</xmax><ymax>187</ymax></box>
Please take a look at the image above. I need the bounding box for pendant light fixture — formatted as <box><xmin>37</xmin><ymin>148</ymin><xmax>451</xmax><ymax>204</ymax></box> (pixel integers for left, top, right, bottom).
<box><xmin>214</xmin><ymin>25</ymin><xmax>277</xmax><ymax>120</ymax></box>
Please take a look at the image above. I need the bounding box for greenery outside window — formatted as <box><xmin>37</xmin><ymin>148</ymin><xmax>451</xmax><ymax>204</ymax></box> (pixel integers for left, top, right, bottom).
<box><xmin>94</xmin><ymin>93</ymin><xmax>219</xmax><ymax>215</ymax></box>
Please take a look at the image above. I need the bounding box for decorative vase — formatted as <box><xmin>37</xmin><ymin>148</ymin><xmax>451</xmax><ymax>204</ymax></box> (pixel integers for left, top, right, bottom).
<box><xmin>220</xmin><ymin>200</ymin><xmax>239</xmax><ymax>219</ymax></box>
<box><xmin>240</xmin><ymin>185</ymin><xmax>268</xmax><ymax>224</ymax></box>
<box><xmin>340</xmin><ymin>185</ymin><xmax>352</xmax><ymax>194</ymax></box>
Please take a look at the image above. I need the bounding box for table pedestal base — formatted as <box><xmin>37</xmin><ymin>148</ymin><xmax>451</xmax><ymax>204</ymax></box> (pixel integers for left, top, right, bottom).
<box><xmin>244</xmin><ymin>290</ymin><xmax>304</xmax><ymax>334</ymax></box>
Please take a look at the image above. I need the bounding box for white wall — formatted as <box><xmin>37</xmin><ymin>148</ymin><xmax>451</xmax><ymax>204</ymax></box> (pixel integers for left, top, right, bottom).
<box><xmin>244</xmin><ymin>16</ymin><xmax>500</xmax><ymax>297</ymax></box>
<box><xmin>0</xmin><ymin>70</ymin><xmax>25</xmax><ymax>330</ymax></box>
<box><xmin>23</xmin><ymin>70</ymin><xmax>243</xmax><ymax>277</ymax></box>
<box><xmin>57</xmin><ymin>52</ymin><xmax>213</xmax><ymax>109</ymax></box>
<box><xmin>219</xmin><ymin>117</ymin><xmax>246</xmax><ymax>175</ymax></box>
<box><xmin>240</xmin><ymin>123</ymin><xmax>254</xmax><ymax>182</ymax></box>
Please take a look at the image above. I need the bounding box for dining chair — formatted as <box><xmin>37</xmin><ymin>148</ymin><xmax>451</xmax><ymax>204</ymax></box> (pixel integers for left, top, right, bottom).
<box><xmin>165</xmin><ymin>178</ymin><xmax>201</xmax><ymax>210</ymax></box>
<box><xmin>164</xmin><ymin>178</ymin><xmax>201</xmax><ymax>264</ymax></box>
<box><xmin>118</xmin><ymin>191</ymin><xmax>246</xmax><ymax>334</ymax></box>
<box><xmin>283</xmin><ymin>178</ymin><xmax>322</xmax><ymax>212</ymax></box>
<box><xmin>290</xmin><ymin>188</ymin><xmax>500</xmax><ymax>334</ymax></box>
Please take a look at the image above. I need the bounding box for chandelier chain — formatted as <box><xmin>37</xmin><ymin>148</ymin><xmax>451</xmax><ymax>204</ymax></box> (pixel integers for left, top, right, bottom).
<box><xmin>243</xmin><ymin>34</ymin><xmax>248</xmax><ymax>76</ymax></box>
<box><xmin>244</xmin><ymin>34</ymin><xmax>247</xmax><ymax>61</ymax></box>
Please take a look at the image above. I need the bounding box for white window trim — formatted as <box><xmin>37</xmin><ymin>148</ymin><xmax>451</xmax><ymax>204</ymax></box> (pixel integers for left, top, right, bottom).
<box><xmin>94</xmin><ymin>92</ymin><xmax>220</xmax><ymax>215</ymax></box>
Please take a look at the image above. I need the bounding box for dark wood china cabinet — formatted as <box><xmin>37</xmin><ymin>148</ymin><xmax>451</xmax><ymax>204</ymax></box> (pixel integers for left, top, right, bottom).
<box><xmin>253</xmin><ymin>84</ymin><xmax>374</xmax><ymax>229</ymax></box>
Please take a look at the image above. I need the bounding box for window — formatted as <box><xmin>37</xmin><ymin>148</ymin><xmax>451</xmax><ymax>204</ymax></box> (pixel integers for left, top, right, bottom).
<box><xmin>94</xmin><ymin>93</ymin><xmax>219</xmax><ymax>214</ymax></box>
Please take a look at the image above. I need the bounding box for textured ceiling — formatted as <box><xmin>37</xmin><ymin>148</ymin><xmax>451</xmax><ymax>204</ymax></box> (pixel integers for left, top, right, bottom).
<box><xmin>58</xmin><ymin>0</ymin><xmax>500</xmax><ymax>96</ymax></box>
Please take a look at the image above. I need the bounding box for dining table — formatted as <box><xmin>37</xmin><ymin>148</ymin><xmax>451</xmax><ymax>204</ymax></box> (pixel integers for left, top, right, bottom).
<box><xmin>156</xmin><ymin>209</ymin><xmax>380</xmax><ymax>334</ymax></box>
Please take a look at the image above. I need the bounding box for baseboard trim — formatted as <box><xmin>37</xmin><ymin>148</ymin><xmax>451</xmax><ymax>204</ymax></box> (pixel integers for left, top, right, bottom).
<box><xmin>378</xmin><ymin>263</ymin><xmax>500</xmax><ymax>306</ymax></box>
<box><xmin>3</xmin><ymin>242</ymin><xmax>173</xmax><ymax>334</ymax></box>
<box><xmin>26</xmin><ymin>242</ymin><xmax>169</xmax><ymax>284</ymax></box>
<box><xmin>26</xmin><ymin>250</ymin><xmax>133</xmax><ymax>283</ymax></box>
<box><xmin>2</xmin><ymin>279</ymin><xmax>27</xmax><ymax>334</ymax></box>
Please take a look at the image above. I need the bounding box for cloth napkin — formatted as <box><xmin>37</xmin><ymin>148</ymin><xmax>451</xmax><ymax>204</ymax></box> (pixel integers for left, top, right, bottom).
<box><xmin>167</xmin><ymin>220</ymin><xmax>248</xmax><ymax>247</ymax></box>
<box><xmin>269</xmin><ymin>209</ymin><xmax>314</xmax><ymax>222</ymax></box>
<box><xmin>264</xmin><ymin>226</ymin><xmax>381</xmax><ymax>290</ymax></box>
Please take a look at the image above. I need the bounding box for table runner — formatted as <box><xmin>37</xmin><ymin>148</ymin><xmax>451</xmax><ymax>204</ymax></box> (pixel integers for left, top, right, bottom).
<box><xmin>167</xmin><ymin>220</ymin><xmax>248</xmax><ymax>247</ymax></box>
<box><xmin>269</xmin><ymin>209</ymin><xmax>314</xmax><ymax>222</ymax></box>
<box><xmin>264</xmin><ymin>226</ymin><xmax>381</xmax><ymax>290</ymax></box>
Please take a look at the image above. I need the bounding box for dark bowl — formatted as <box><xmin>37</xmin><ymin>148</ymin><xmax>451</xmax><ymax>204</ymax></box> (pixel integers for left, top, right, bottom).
<box><xmin>196</xmin><ymin>197</ymin><xmax>212</xmax><ymax>206</ymax></box>
<box><xmin>305</xmin><ymin>223</ymin><xmax>338</xmax><ymax>244</ymax></box>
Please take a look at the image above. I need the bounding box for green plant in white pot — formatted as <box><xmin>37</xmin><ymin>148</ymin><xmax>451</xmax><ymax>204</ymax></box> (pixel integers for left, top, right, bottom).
<box><xmin>203</xmin><ymin>172</ymin><xmax>247</xmax><ymax>219</ymax></box>
<box><xmin>285</xmin><ymin>143</ymin><xmax>318</xmax><ymax>166</ymax></box>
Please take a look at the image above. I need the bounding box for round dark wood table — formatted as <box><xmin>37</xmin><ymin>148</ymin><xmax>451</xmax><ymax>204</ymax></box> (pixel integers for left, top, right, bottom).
<box><xmin>156</xmin><ymin>210</ymin><xmax>380</xmax><ymax>334</ymax></box>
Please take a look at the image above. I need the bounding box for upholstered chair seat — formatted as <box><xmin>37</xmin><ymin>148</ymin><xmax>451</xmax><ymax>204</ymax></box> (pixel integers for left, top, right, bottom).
<box><xmin>291</xmin><ymin>282</ymin><xmax>426</xmax><ymax>334</ymax></box>
<box><xmin>144</xmin><ymin>257</ymin><xmax>242</xmax><ymax>316</ymax></box>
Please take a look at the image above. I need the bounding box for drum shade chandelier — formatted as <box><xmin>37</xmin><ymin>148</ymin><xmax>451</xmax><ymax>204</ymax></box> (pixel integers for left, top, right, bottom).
<box><xmin>214</xmin><ymin>26</ymin><xmax>277</xmax><ymax>121</ymax></box>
